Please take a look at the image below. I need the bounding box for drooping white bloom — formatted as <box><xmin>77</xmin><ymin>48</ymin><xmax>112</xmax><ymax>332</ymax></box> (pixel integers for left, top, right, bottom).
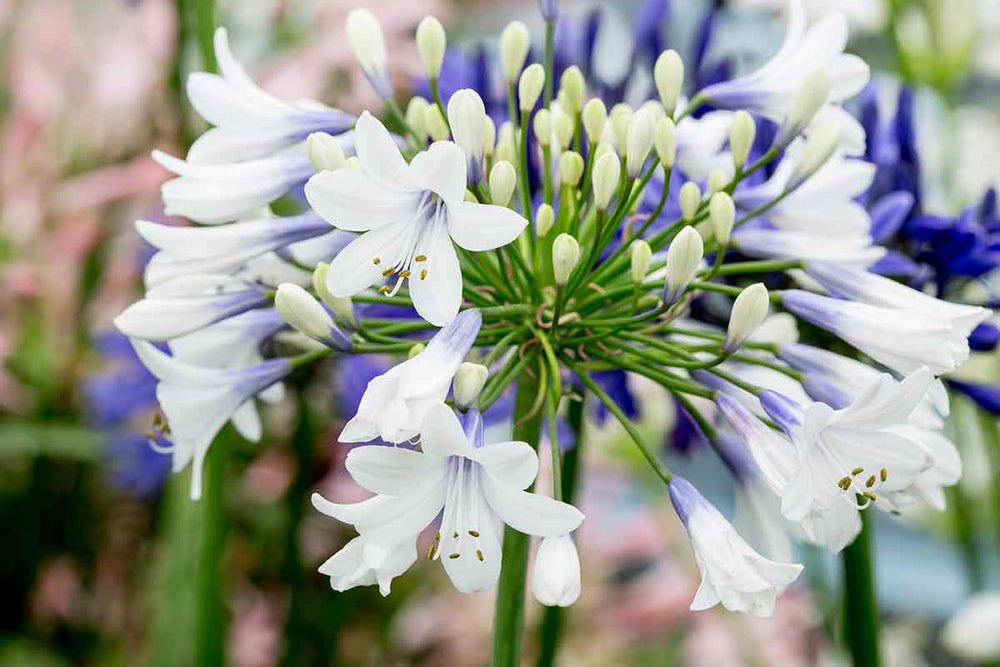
<box><xmin>732</xmin><ymin>143</ymin><xmax>883</xmax><ymax>268</ymax></box>
<box><xmin>447</xmin><ymin>89</ymin><xmax>488</xmax><ymax>184</ymax></box>
<box><xmin>532</xmin><ymin>534</ymin><xmax>581</xmax><ymax>607</ymax></box>
<box><xmin>345</xmin><ymin>9</ymin><xmax>393</xmax><ymax>98</ymax></box>
<box><xmin>136</xmin><ymin>212</ymin><xmax>332</xmax><ymax>286</ymax></box>
<box><xmin>778</xmin><ymin>342</ymin><xmax>960</xmax><ymax>510</ymax></box>
<box><xmin>132</xmin><ymin>340</ymin><xmax>290</xmax><ymax>499</ymax></box>
<box><xmin>317</xmin><ymin>534</ymin><xmax>417</xmax><ymax>596</ymax></box>
<box><xmin>185</xmin><ymin>28</ymin><xmax>353</xmax><ymax>164</ymax></box>
<box><xmin>340</xmin><ymin>309</ymin><xmax>481</xmax><ymax>444</ymax></box>
<box><xmin>274</xmin><ymin>283</ymin><xmax>353</xmax><ymax>351</ymax></box>
<box><xmin>312</xmin><ymin>405</ymin><xmax>584</xmax><ymax>594</ymax></box>
<box><xmin>115</xmin><ymin>274</ymin><xmax>268</xmax><ymax>341</ymax></box>
<box><xmin>304</xmin><ymin>113</ymin><xmax>526</xmax><ymax>326</ymax></box>
<box><xmin>699</xmin><ymin>0</ymin><xmax>869</xmax><ymax>151</ymax></box>
<box><xmin>668</xmin><ymin>475</ymin><xmax>803</xmax><ymax>617</ymax></box>
<box><xmin>153</xmin><ymin>150</ymin><xmax>316</xmax><ymax>225</ymax></box>
<box><xmin>941</xmin><ymin>592</ymin><xmax>1000</xmax><ymax>663</ymax></box>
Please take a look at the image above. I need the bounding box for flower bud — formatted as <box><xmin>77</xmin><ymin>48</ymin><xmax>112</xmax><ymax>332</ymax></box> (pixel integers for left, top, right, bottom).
<box><xmin>500</xmin><ymin>21</ymin><xmax>531</xmax><ymax>84</ymax></box>
<box><xmin>519</xmin><ymin>64</ymin><xmax>546</xmax><ymax>112</ymax></box>
<box><xmin>554</xmin><ymin>110</ymin><xmax>574</xmax><ymax>149</ymax></box>
<box><xmin>709</xmin><ymin>192</ymin><xmax>735</xmax><ymax>245</ymax></box>
<box><xmin>313</xmin><ymin>263</ymin><xmax>357</xmax><ymax>329</ymax></box>
<box><xmin>729</xmin><ymin>110</ymin><xmax>756</xmax><ymax>169</ymax></box>
<box><xmin>625</xmin><ymin>108</ymin><xmax>656</xmax><ymax>177</ymax></box>
<box><xmin>559</xmin><ymin>151</ymin><xmax>584</xmax><ymax>186</ymax></box>
<box><xmin>609</xmin><ymin>103</ymin><xmax>633</xmax><ymax>152</ymax></box>
<box><xmin>594</xmin><ymin>142</ymin><xmax>615</xmax><ymax>162</ymax></box>
<box><xmin>406</xmin><ymin>96</ymin><xmax>431</xmax><ymax>142</ymax></box>
<box><xmin>408</xmin><ymin>342</ymin><xmax>425</xmax><ymax>359</ymax></box>
<box><xmin>497</xmin><ymin>121</ymin><xmax>518</xmax><ymax>164</ymax></box>
<box><xmin>448</xmin><ymin>89</ymin><xmax>488</xmax><ymax>183</ymax></box>
<box><xmin>654</xmin><ymin>117</ymin><xmax>677</xmax><ymax>168</ymax></box>
<box><xmin>345</xmin><ymin>156</ymin><xmax>361</xmax><ymax>170</ymax></box>
<box><xmin>533</xmin><ymin>108</ymin><xmax>552</xmax><ymax>146</ymax></box>
<box><xmin>346</xmin><ymin>9</ymin><xmax>392</xmax><ymax>98</ymax></box>
<box><xmin>706</xmin><ymin>168</ymin><xmax>729</xmax><ymax>197</ymax></box>
<box><xmin>786</xmin><ymin>121</ymin><xmax>840</xmax><ymax>191</ymax></box>
<box><xmin>774</xmin><ymin>70</ymin><xmax>830</xmax><ymax>148</ymax></box>
<box><xmin>725</xmin><ymin>283</ymin><xmax>770</xmax><ymax>353</ymax></box>
<box><xmin>531</xmin><ymin>534</ymin><xmax>581</xmax><ymax>607</ymax></box>
<box><xmin>482</xmin><ymin>116</ymin><xmax>496</xmax><ymax>157</ymax></box>
<box><xmin>679</xmin><ymin>181</ymin><xmax>702</xmax><ymax>221</ymax></box>
<box><xmin>489</xmin><ymin>160</ymin><xmax>517</xmax><ymax>207</ymax></box>
<box><xmin>416</xmin><ymin>16</ymin><xmax>446</xmax><ymax>79</ymax></box>
<box><xmin>539</xmin><ymin>0</ymin><xmax>559</xmax><ymax>22</ymax></box>
<box><xmin>552</xmin><ymin>233</ymin><xmax>580</xmax><ymax>285</ymax></box>
<box><xmin>536</xmin><ymin>203</ymin><xmax>555</xmax><ymax>237</ymax></box>
<box><xmin>559</xmin><ymin>66</ymin><xmax>585</xmax><ymax>114</ymax></box>
<box><xmin>424</xmin><ymin>104</ymin><xmax>450</xmax><ymax>141</ymax></box>
<box><xmin>582</xmin><ymin>98</ymin><xmax>607</xmax><ymax>144</ymax></box>
<box><xmin>630</xmin><ymin>240</ymin><xmax>652</xmax><ymax>284</ymax></box>
<box><xmin>654</xmin><ymin>49</ymin><xmax>684</xmax><ymax>116</ymax></box>
<box><xmin>592</xmin><ymin>152</ymin><xmax>621</xmax><ymax>210</ymax></box>
<box><xmin>307</xmin><ymin>132</ymin><xmax>346</xmax><ymax>172</ymax></box>
<box><xmin>275</xmin><ymin>283</ymin><xmax>352</xmax><ymax>351</ymax></box>
<box><xmin>942</xmin><ymin>593</ymin><xmax>1000</xmax><ymax>663</ymax></box>
<box><xmin>664</xmin><ymin>227</ymin><xmax>703</xmax><ymax>304</ymax></box>
<box><xmin>453</xmin><ymin>362</ymin><xmax>489</xmax><ymax>409</ymax></box>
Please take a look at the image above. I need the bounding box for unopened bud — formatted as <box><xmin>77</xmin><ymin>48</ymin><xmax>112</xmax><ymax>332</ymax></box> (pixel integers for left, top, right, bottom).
<box><xmin>725</xmin><ymin>283</ymin><xmax>770</xmax><ymax>353</ymax></box>
<box><xmin>345</xmin><ymin>156</ymin><xmax>362</xmax><ymax>170</ymax></box>
<box><xmin>497</xmin><ymin>122</ymin><xmax>517</xmax><ymax>164</ymax></box>
<box><xmin>448</xmin><ymin>89</ymin><xmax>488</xmax><ymax>183</ymax></box>
<box><xmin>592</xmin><ymin>152</ymin><xmax>621</xmax><ymax>210</ymax></box>
<box><xmin>559</xmin><ymin>66</ymin><xmax>585</xmax><ymax>113</ymax></box>
<box><xmin>626</xmin><ymin>108</ymin><xmax>656</xmax><ymax>177</ymax></box>
<box><xmin>582</xmin><ymin>98</ymin><xmax>607</xmax><ymax>144</ymax></box>
<box><xmin>275</xmin><ymin>283</ymin><xmax>352</xmax><ymax>351</ymax></box>
<box><xmin>416</xmin><ymin>16</ymin><xmax>446</xmax><ymax>79</ymax></box>
<box><xmin>533</xmin><ymin>108</ymin><xmax>552</xmax><ymax>146</ymax></box>
<box><xmin>679</xmin><ymin>181</ymin><xmax>702</xmax><ymax>221</ymax></box>
<box><xmin>709</xmin><ymin>192</ymin><xmax>735</xmax><ymax>245</ymax></box>
<box><xmin>489</xmin><ymin>161</ymin><xmax>517</xmax><ymax>207</ymax></box>
<box><xmin>500</xmin><ymin>21</ymin><xmax>531</xmax><ymax>84</ymax></box>
<box><xmin>406</xmin><ymin>96</ymin><xmax>431</xmax><ymax>142</ymax></box>
<box><xmin>408</xmin><ymin>343</ymin><xmax>426</xmax><ymax>359</ymax></box>
<box><xmin>729</xmin><ymin>111</ymin><xmax>756</xmax><ymax>169</ymax></box>
<box><xmin>307</xmin><ymin>132</ymin><xmax>346</xmax><ymax>172</ymax></box>
<box><xmin>536</xmin><ymin>203</ymin><xmax>555</xmax><ymax>237</ymax></box>
<box><xmin>531</xmin><ymin>534</ymin><xmax>581</xmax><ymax>607</ymax></box>
<box><xmin>787</xmin><ymin>121</ymin><xmax>840</xmax><ymax>191</ymax></box>
<box><xmin>482</xmin><ymin>116</ymin><xmax>496</xmax><ymax>157</ymax></box>
<box><xmin>654</xmin><ymin>117</ymin><xmax>677</xmax><ymax>168</ymax></box>
<box><xmin>609</xmin><ymin>103</ymin><xmax>633</xmax><ymax>152</ymax></box>
<box><xmin>346</xmin><ymin>9</ymin><xmax>392</xmax><ymax>98</ymax></box>
<box><xmin>519</xmin><ymin>64</ymin><xmax>546</xmax><ymax>112</ymax></box>
<box><xmin>654</xmin><ymin>50</ymin><xmax>684</xmax><ymax>116</ymax></box>
<box><xmin>453</xmin><ymin>362</ymin><xmax>489</xmax><ymax>409</ymax></box>
<box><xmin>424</xmin><ymin>104</ymin><xmax>450</xmax><ymax>141</ymax></box>
<box><xmin>554</xmin><ymin>110</ymin><xmax>574</xmax><ymax>149</ymax></box>
<box><xmin>630</xmin><ymin>240</ymin><xmax>652</xmax><ymax>284</ymax></box>
<box><xmin>313</xmin><ymin>263</ymin><xmax>357</xmax><ymax>329</ymax></box>
<box><xmin>664</xmin><ymin>227</ymin><xmax>703</xmax><ymax>304</ymax></box>
<box><xmin>559</xmin><ymin>151</ymin><xmax>584</xmax><ymax>186</ymax></box>
<box><xmin>774</xmin><ymin>70</ymin><xmax>830</xmax><ymax>148</ymax></box>
<box><xmin>552</xmin><ymin>233</ymin><xmax>581</xmax><ymax>285</ymax></box>
<box><xmin>706</xmin><ymin>168</ymin><xmax>729</xmax><ymax>197</ymax></box>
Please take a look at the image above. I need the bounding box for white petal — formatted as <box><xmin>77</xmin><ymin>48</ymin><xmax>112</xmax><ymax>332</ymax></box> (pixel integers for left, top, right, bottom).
<box><xmin>345</xmin><ymin>445</ymin><xmax>448</xmax><ymax>495</ymax></box>
<box><xmin>470</xmin><ymin>441</ymin><xmax>539</xmax><ymax>490</ymax></box>
<box><xmin>409</xmin><ymin>141</ymin><xmax>468</xmax><ymax>206</ymax></box>
<box><xmin>304</xmin><ymin>169</ymin><xmax>419</xmax><ymax>232</ymax></box>
<box><xmin>230</xmin><ymin>400</ymin><xmax>262</xmax><ymax>441</ymax></box>
<box><xmin>419</xmin><ymin>402</ymin><xmax>474</xmax><ymax>459</ymax></box>
<box><xmin>325</xmin><ymin>223</ymin><xmax>407</xmax><ymax>297</ymax></box>
<box><xmin>355</xmin><ymin>112</ymin><xmax>414</xmax><ymax>191</ymax></box>
<box><xmin>408</xmin><ymin>223</ymin><xmax>463</xmax><ymax>326</ymax></box>
<box><xmin>481</xmin><ymin>475</ymin><xmax>584</xmax><ymax>537</ymax></box>
<box><xmin>447</xmin><ymin>200</ymin><xmax>528</xmax><ymax>252</ymax></box>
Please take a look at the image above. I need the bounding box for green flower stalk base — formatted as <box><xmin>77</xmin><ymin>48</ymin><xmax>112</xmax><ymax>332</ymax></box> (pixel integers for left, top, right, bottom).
<box><xmin>842</xmin><ymin>511</ymin><xmax>880</xmax><ymax>667</ymax></box>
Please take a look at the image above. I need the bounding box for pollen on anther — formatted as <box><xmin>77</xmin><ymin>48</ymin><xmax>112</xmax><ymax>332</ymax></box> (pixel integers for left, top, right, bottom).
<box><xmin>866</xmin><ymin>475</ymin><xmax>876</xmax><ymax>488</ymax></box>
<box><xmin>379</xmin><ymin>286</ymin><xmax>390</xmax><ymax>294</ymax></box>
<box><xmin>420</xmin><ymin>269</ymin><xmax>428</xmax><ymax>280</ymax></box>
<box><xmin>476</xmin><ymin>550</ymin><xmax>484</xmax><ymax>562</ymax></box>
<box><xmin>838</xmin><ymin>476</ymin><xmax>852</xmax><ymax>490</ymax></box>
<box><xmin>399</xmin><ymin>270</ymin><xmax>411</xmax><ymax>278</ymax></box>
<box><xmin>468</xmin><ymin>530</ymin><xmax>480</xmax><ymax>538</ymax></box>
<box><xmin>880</xmin><ymin>468</ymin><xmax>887</xmax><ymax>482</ymax></box>
<box><xmin>381</xmin><ymin>268</ymin><xmax>394</xmax><ymax>277</ymax></box>
<box><xmin>453</xmin><ymin>532</ymin><xmax>459</xmax><ymax>538</ymax></box>
<box><xmin>373</xmin><ymin>257</ymin><xmax>381</xmax><ymax>265</ymax></box>
<box><xmin>449</xmin><ymin>553</ymin><xmax>461</xmax><ymax>559</ymax></box>
<box><xmin>863</xmin><ymin>491</ymin><xmax>877</xmax><ymax>502</ymax></box>
<box><xmin>415</xmin><ymin>254</ymin><xmax>427</xmax><ymax>262</ymax></box>
<box><xmin>427</xmin><ymin>544</ymin><xmax>437</xmax><ymax>559</ymax></box>
<box><xmin>851</xmin><ymin>467</ymin><xmax>864</xmax><ymax>476</ymax></box>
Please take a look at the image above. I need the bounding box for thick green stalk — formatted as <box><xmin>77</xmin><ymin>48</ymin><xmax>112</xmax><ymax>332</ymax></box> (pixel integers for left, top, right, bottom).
<box><xmin>195</xmin><ymin>433</ymin><xmax>228</xmax><ymax>667</ymax></box>
<box><xmin>492</xmin><ymin>362</ymin><xmax>546</xmax><ymax>666</ymax></box>
<box><xmin>842</xmin><ymin>511</ymin><xmax>880</xmax><ymax>667</ymax></box>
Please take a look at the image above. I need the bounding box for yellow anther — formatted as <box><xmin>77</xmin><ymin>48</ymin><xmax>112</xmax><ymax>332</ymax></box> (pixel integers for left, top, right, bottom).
<box><xmin>373</xmin><ymin>256</ymin><xmax>381</xmax><ymax>265</ymax></box>
<box><xmin>862</xmin><ymin>491</ymin><xmax>877</xmax><ymax>502</ymax></box>
<box><xmin>453</xmin><ymin>532</ymin><xmax>459</xmax><ymax>538</ymax></box>
<box><xmin>851</xmin><ymin>467</ymin><xmax>864</xmax><ymax>476</ymax></box>
<box><xmin>449</xmin><ymin>553</ymin><xmax>461</xmax><ymax>559</ymax></box>
<box><xmin>420</xmin><ymin>269</ymin><xmax>428</xmax><ymax>280</ymax></box>
<box><xmin>427</xmin><ymin>544</ymin><xmax>437</xmax><ymax>559</ymax></box>
<box><xmin>468</xmin><ymin>530</ymin><xmax>480</xmax><ymax>538</ymax></box>
<box><xmin>434</xmin><ymin>532</ymin><xmax>440</xmax><ymax>541</ymax></box>
<box><xmin>379</xmin><ymin>286</ymin><xmax>390</xmax><ymax>294</ymax></box>
<box><xmin>476</xmin><ymin>549</ymin><xmax>484</xmax><ymax>562</ymax></box>
<box><xmin>880</xmin><ymin>468</ymin><xmax>887</xmax><ymax>482</ymax></box>
<box><xmin>838</xmin><ymin>476</ymin><xmax>852</xmax><ymax>490</ymax></box>
<box><xmin>866</xmin><ymin>475</ymin><xmax>876</xmax><ymax>488</ymax></box>
<box><xmin>381</xmin><ymin>268</ymin><xmax>394</xmax><ymax>277</ymax></box>
<box><xmin>399</xmin><ymin>270</ymin><xmax>411</xmax><ymax>278</ymax></box>
<box><xmin>415</xmin><ymin>255</ymin><xmax>427</xmax><ymax>262</ymax></box>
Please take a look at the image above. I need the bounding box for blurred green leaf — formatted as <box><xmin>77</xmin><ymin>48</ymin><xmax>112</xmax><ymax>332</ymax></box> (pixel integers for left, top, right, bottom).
<box><xmin>0</xmin><ymin>423</ymin><xmax>100</xmax><ymax>460</ymax></box>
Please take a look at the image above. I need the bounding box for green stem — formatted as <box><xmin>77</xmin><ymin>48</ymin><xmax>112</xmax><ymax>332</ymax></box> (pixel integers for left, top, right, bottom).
<box><xmin>842</xmin><ymin>511</ymin><xmax>880</xmax><ymax>667</ymax></box>
<box><xmin>195</xmin><ymin>432</ymin><xmax>228</xmax><ymax>667</ymax></box>
<box><xmin>492</xmin><ymin>361</ymin><xmax>546</xmax><ymax>666</ymax></box>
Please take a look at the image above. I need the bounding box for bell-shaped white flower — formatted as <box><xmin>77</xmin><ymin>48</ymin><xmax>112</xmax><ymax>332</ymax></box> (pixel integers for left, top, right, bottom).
<box><xmin>185</xmin><ymin>28</ymin><xmax>353</xmax><ymax>164</ymax></box>
<box><xmin>312</xmin><ymin>405</ymin><xmax>584</xmax><ymax>594</ymax></box>
<box><xmin>340</xmin><ymin>309</ymin><xmax>481</xmax><ymax>443</ymax></box>
<box><xmin>447</xmin><ymin>89</ymin><xmax>488</xmax><ymax>184</ymax></box>
<box><xmin>115</xmin><ymin>274</ymin><xmax>268</xmax><ymax>341</ymax></box>
<box><xmin>153</xmin><ymin>149</ymin><xmax>316</xmax><ymax>225</ymax></box>
<box><xmin>668</xmin><ymin>476</ymin><xmax>803</xmax><ymax>617</ymax></box>
<box><xmin>136</xmin><ymin>212</ymin><xmax>333</xmax><ymax>286</ymax></box>
<box><xmin>304</xmin><ymin>113</ymin><xmax>526</xmax><ymax>326</ymax></box>
<box><xmin>131</xmin><ymin>340</ymin><xmax>291</xmax><ymax>499</ymax></box>
<box><xmin>317</xmin><ymin>534</ymin><xmax>418</xmax><ymax>596</ymax></box>
<box><xmin>699</xmin><ymin>1</ymin><xmax>869</xmax><ymax>151</ymax></box>
<box><xmin>532</xmin><ymin>534</ymin><xmax>581</xmax><ymax>607</ymax></box>
<box><xmin>346</xmin><ymin>9</ymin><xmax>393</xmax><ymax>98</ymax></box>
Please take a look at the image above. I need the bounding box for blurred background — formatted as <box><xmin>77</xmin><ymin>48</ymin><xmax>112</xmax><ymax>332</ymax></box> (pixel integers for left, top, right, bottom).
<box><xmin>1</xmin><ymin>0</ymin><xmax>1000</xmax><ymax>665</ymax></box>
